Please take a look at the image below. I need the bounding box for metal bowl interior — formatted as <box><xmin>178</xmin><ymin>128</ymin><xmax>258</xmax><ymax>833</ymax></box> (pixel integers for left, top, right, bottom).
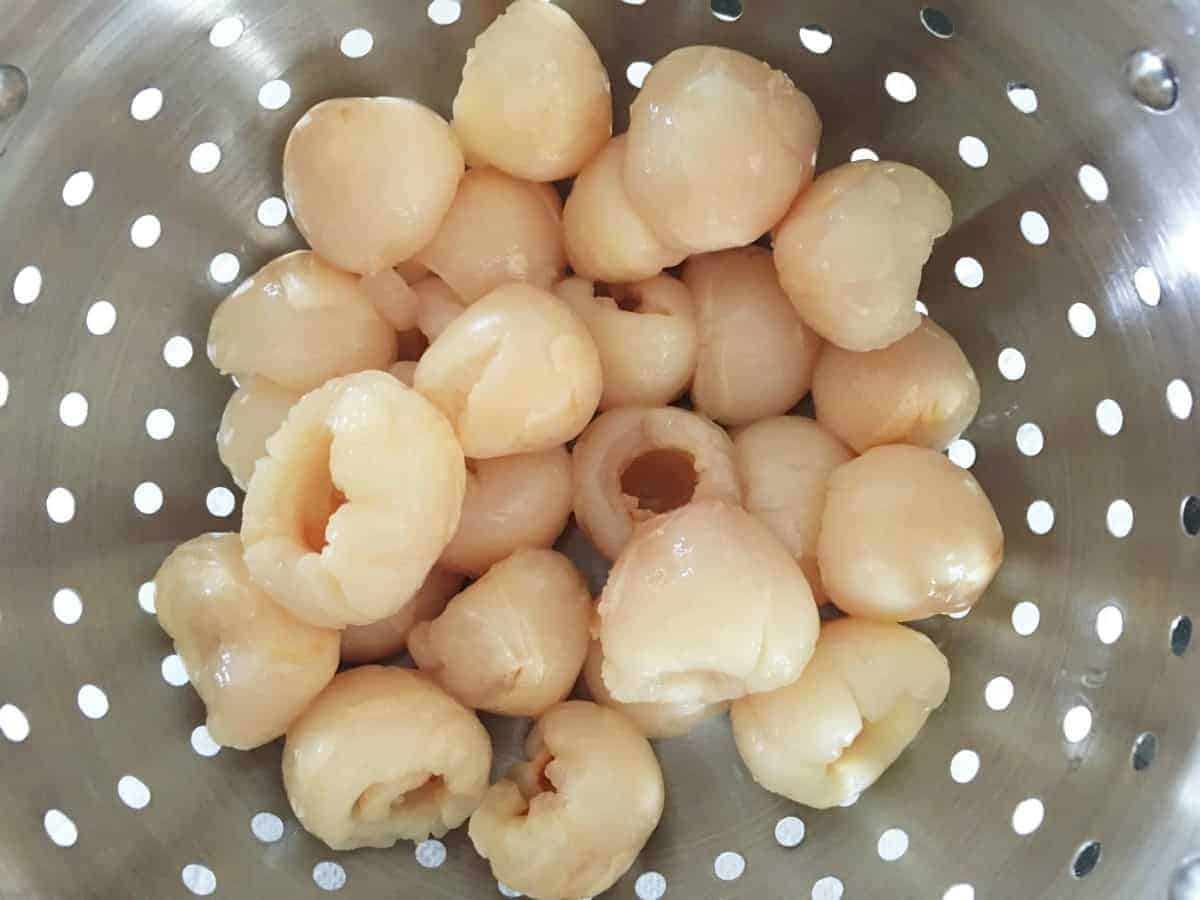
<box><xmin>1</xmin><ymin>1</ymin><xmax>1198</xmax><ymax>898</ymax></box>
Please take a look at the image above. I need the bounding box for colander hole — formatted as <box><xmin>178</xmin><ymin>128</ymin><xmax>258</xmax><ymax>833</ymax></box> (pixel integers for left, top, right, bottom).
<box><xmin>775</xmin><ymin>816</ymin><xmax>806</xmax><ymax>847</ymax></box>
<box><xmin>163</xmin><ymin>336</ymin><xmax>194</xmax><ymax>368</ymax></box>
<box><xmin>313</xmin><ymin>860</ymin><xmax>347</xmax><ymax>891</ymax></box>
<box><xmin>919</xmin><ymin>7</ymin><xmax>954</xmax><ymax>38</ymax></box>
<box><xmin>137</xmin><ymin>581</ymin><xmax>156</xmax><ymax>614</ymax></box>
<box><xmin>1167</xmin><ymin>379</ymin><xmax>1193</xmax><ymax>419</ymax></box>
<box><xmin>46</xmin><ymin>487</ymin><xmax>76</xmax><ymax>524</ymax></box>
<box><xmin>140</xmin><ymin>585</ymin><xmax>166</xmax><ymax>622</ymax></box>
<box><xmin>86</xmin><ymin>300</ymin><xmax>117</xmax><ymax>335</ymax></box>
<box><xmin>798</xmin><ymin>26</ymin><xmax>833</xmax><ymax>55</ymax></box>
<box><xmin>943</xmin><ymin>886</ymin><xmax>975</xmax><ymax>900</ymax></box>
<box><xmin>209</xmin><ymin>252</ymin><xmax>240</xmax><ymax>285</ymax></box>
<box><xmin>145</xmin><ymin>408</ymin><xmax>175</xmax><ymax>440</ymax></box>
<box><xmin>1096</xmin><ymin>605</ymin><xmax>1124</xmax><ymax>645</ymax></box>
<box><xmin>1106</xmin><ymin>499</ymin><xmax>1134</xmax><ymax>538</ymax></box>
<box><xmin>208</xmin><ymin>17</ymin><xmax>245</xmax><ymax>48</ymax></box>
<box><xmin>1026</xmin><ymin>500</ymin><xmax>1055</xmax><ymax>534</ymax></box>
<box><xmin>206</xmin><ymin>487</ymin><xmax>236</xmax><ymax>518</ymax></box>
<box><xmin>0</xmin><ymin>371</ymin><xmax>8</xmax><ymax>407</ymax></box>
<box><xmin>1182</xmin><ymin>496</ymin><xmax>1200</xmax><ymax>536</ymax></box>
<box><xmin>1077</xmin><ymin>165</ymin><xmax>1110</xmax><ymax>203</ymax></box>
<box><xmin>1170</xmin><ymin>615</ymin><xmax>1192</xmax><ymax>656</ymax></box>
<box><xmin>984</xmin><ymin>676</ymin><xmax>1014</xmax><ymax>710</ymax></box>
<box><xmin>161</xmin><ymin>654</ymin><xmax>188</xmax><ymax>686</ymax></box>
<box><xmin>134</xmin><ymin>481</ymin><xmax>163</xmax><ymax>515</ymax></box>
<box><xmin>427</xmin><ymin>0</ymin><xmax>463</xmax><ymax>26</ymax></box>
<box><xmin>884</xmin><ymin>72</ymin><xmax>917</xmax><ymax>103</ymax></box>
<box><xmin>62</xmin><ymin>170</ymin><xmax>94</xmax><ymax>207</ymax></box>
<box><xmin>340</xmin><ymin>29</ymin><xmax>374</xmax><ymax>59</ymax></box>
<box><xmin>51</xmin><ymin>391</ymin><xmax>90</xmax><ymax>432</ymax></box>
<box><xmin>415</xmin><ymin>838</ymin><xmax>447</xmax><ymax>868</ymax></box>
<box><xmin>182</xmin><ymin>863</ymin><xmax>216</xmax><ymax>896</ymax></box>
<box><xmin>53</xmin><ymin>588</ymin><xmax>82</xmax><ymax>624</ymax></box>
<box><xmin>626</xmin><ymin>61</ymin><xmax>652</xmax><ymax>89</ymax></box>
<box><xmin>958</xmin><ymin>136</ymin><xmax>988</xmax><ymax>168</ymax></box>
<box><xmin>1067</xmin><ymin>302</ymin><xmax>1097</xmax><ymax>337</ymax></box>
<box><xmin>1016</xmin><ymin>422</ymin><xmax>1044</xmax><ymax>457</ymax></box>
<box><xmin>1094</xmin><ymin>399</ymin><xmax>1123</xmax><ymax>436</ymax></box>
<box><xmin>621</xmin><ymin>0</ymin><xmax>648</xmax><ymax>5</ymax></box>
<box><xmin>851</xmin><ymin>147</ymin><xmax>879</xmax><ymax>162</ymax></box>
<box><xmin>1006</xmin><ymin>81</ymin><xmax>1038</xmax><ymax>114</ymax></box>
<box><xmin>130</xmin><ymin>87</ymin><xmax>163</xmax><ymax>121</ymax></box>
<box><xmin>258</xmin><ymin>80</ymin><xmax>291</xmax><ymax>111</ymax></box>
<box><xmin>1062</xmin><ymin>705</ymin><xmax>1092</xmax><ymax>742</ymax></box>
<box><xmin>130</xmin><ymin>214</ymin><xmax>161</xmax><ymax>248</ymax></box>
<box><xmin>876</xmin><ymin>827</ymin><xmax>909</xmax><ymax>861</ymax></box>
<box><xmin>1072</xmin><ymin>841</ymin><xmax>1102</xmax><ymax>878</ymax></box>
<box><xmin>117</xmin><ymin>775</ymin><xmax>151</xmax><ymax>810</ymax></box>
<box><xmin>498</xmin><ymin>884</ymin><xmax>523</xmax><ymax>898</ymax></box>
<box><xmin>954</xmin><ymin>256</ymin><xmax>984</xmax><ymax>288</ymax></box>
<box><xmin>0</xmin><ymin>703</ymin><xmax>30</xmax><ymax>742</ymax></box>
<box><xmin>257</xmin><ymin>196</ymin><xmax>289</xmax><ymax>227</ymax></box>
<box><xmin>635</xmin><ymin>871</ymin><xmax>668</xmax><ymax>900</ymax></box>
<box><xmin>948</xmin><ymin>606</ymin><xmax>970</xmax><ymax>621</ymax></box>
<box><xmin>811</xmin><ymin>875</ymin><xmax>845</xmax><ymax>900</ymax></box>
<box><xmin>1012</xmin><ymin>798</ymin><xmax>1045</xmax><ymax>835</ymax></box>
<box><xmin>1132</xmin><ymin>732</ymin><xmax>1158</xmax><ymax>771</ymax></box>
<box><xmin>713</xmin><ymin>851</ymin><xmax>745</xmax><ymax>881</ymax></box>
<box><xmin>946</xmin><ymin>438</ymin><xmax>975</xmax><ymax>469</ymax></box>
<box><xmin>251</xmin><ymin>812</ymin><xmax>285</xmax><ymax>843</ymax></box>
<box><xmin>915</xmin><ymin>299</ymin><xmax>929</xmax><ymax>315</ymax></box>
<box><xmin>189</xmin><ymin>142</ymin><xmax>221</xmax><ymax>174</ymax></box>
<box><xmin>710</xmin><ymin>0</ymin><xmax>743</xmax><ymax>23</ymax></box>
<box><xmin>997</xmin><ymin>347</ymin><xmax>1025</xmax><ymax>380</ymax></box>
<box><xmin>0</xmin><ymin>63</ymin><xmax>29</xmax><ymax>121</ymax></box>
<box><xmin>1019</xmin><ymin>210</ymin><xmax>1050</xmax><ymax>245</ymax></box>
<box><xmin>190</xmin><ymin>724</ymin><xmax>221</xmax><ymax>757</ymax></box>
<box><xmin>59</xmin><ymin>392</ymin><xmax>88</xmax><ymax>428</ymax></box>
<box><xmin>1125</xmin><ymin>49</ymin><xmax>1179</xmax><ymax>113</ymax></box>
<box><xmin>1012</xmin><ymin>601</ymin><xmax>1040</xmax><ymax>636</ymax></box>
<box><xmin>13</xmin><ymin>264</ymin><xmax>42</xmax><ymax>304</ymax></box>
<box><xmin>43</xmin><ymin>809</ymin><xmax>78</xmax><ymax>848</ymax></box>
<box><xmin>1134</xmin><ymin>266</ymin><xmax>1161</xmax><ymax>305</ymax></box>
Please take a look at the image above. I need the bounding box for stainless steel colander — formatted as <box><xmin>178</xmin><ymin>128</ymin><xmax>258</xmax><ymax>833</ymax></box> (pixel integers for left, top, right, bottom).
<box><xmin>2</xmin><ymin>0</ymin><xmax>1199</xmax><ymax>897</ymax></box>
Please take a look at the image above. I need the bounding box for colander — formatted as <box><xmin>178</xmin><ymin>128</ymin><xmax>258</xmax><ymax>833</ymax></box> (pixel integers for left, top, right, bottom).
<box><xmin>2</xmin><ymin>0</ymin><xmax>1198</xmax><ymax>897</ymax></box>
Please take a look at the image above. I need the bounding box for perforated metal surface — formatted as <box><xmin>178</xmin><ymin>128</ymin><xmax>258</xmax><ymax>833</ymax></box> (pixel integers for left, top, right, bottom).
<box><xmin>1</xmin><ymin>1</ymin><xmax>1199</xmax><ymax>898</ymax></box>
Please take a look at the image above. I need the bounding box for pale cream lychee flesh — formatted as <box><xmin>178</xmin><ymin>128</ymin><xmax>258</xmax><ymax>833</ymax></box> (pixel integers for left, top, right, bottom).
<box><xmin>452</xmin><ymin>0</ymin><xmax>611</xmax><ymax>182</ymax></box>
<box><xmin>597</xmin><ymin>499</ymin><xmax>820</xmax><ymax>705</ymax></box>
<box><xmin>572</xmin><ymin>406</ymin><xmax>741</xmax><ymax>560</ymax></box>
<box><xmin>439</xmin><ymin>447</ymin><xmax>573</xmax><ymax>577</ymax></box>
<box><xmin>812</xmin><ymin>315</ymin><xmax>980</xmax><ymax>453</ymax></box>
<box><xmin>415</xmin><ymin>167</ymin><xmax>567</xmax><ymax>303</ymax></box>
<box><xmin>283</xmin><ymin>97</ymin><xmax>463</xmax><ymax>275</ymax></box>
<box><xmin>154</xmin><ymin>532</ymin><xmax>339</xmax><ymax>750</ymax></box>
<box><xmin>733</xmin><ymin>416</ymin><xmax>854</xmax><ymax>603</ymax></box>
<box><xmin>414</xmin><ymin>283</ymin><xmax>602</xmax><ymax>459</ymax></box>
<box><xmin>241</xmin><ymin>371</ymin><xmax>465</xmax><ymax>629</ymax></box>
<box><xmin>556</xmin><ymin>274</ymin><xmax>699</xmax><ymax>411</ymax></box>
<box><xmin>625</xmin><ymin>45</ymin><xmax>822</xmax><ymax>254</ymax></box>
<box><xmin>683</xmin><ymin>246</ymin><xmax>822</xmax><ymax>426</ymax></box>
<box><xmin>409</xmin><ymin>549</ymin><xmax>591</xmax><ymax>717</ymax></box>
<box><xmin>207</xmin><ymin>250</ymin><xmax>397</xmax><ymax>393</ymax></box>
<box><xmin>731</xmin><ymin>617</ymin><xmax>949</xmax><ymax>808</ymax></box>
<box><xmin>283</xmin><ymin>666</ymin><xmax>491</xmax><ymax>849</ymax></box>
<box><xmin>818</xmin><ymin>444</ymin><xmax>1003</xmax><ymax>620</ymax></box>
<box><xmin>773</xmin><ymin>160</ymin><xmax>952</xmax><ymax>352</ymax></box>
<box><xmin>467</xmin><ymin>701</ymin><xmax>664</xmax><ymax>900</ymax></box>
